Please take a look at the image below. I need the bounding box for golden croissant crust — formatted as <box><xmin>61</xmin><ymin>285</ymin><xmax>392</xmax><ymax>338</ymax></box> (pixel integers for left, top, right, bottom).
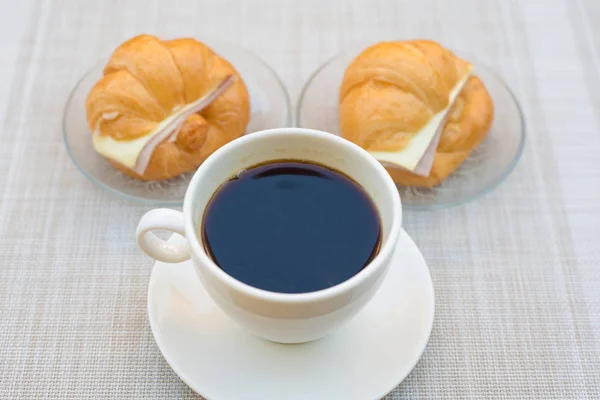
<box><xmin>339</xmin><ymin>40</ymin><xmax>493</xmax><ymax>187</ymax></box>
<box><xmin>86</xmin><ymin>34</ymin><xmax>250</xmax><ymax>181</ymax></box>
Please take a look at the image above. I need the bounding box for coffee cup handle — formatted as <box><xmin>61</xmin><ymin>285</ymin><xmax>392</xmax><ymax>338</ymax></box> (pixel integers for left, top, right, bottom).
<box><xmin>136</xmin><ymin>209</ymin><xmax>191</xmax><ymax>263</ymax></box>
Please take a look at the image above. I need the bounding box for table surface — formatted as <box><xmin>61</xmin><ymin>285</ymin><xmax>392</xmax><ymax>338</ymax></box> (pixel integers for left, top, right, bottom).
<box><xmin>1</xmin><ymin>0</ymin><xmax>599</xmax><ymax>398</ymax></box>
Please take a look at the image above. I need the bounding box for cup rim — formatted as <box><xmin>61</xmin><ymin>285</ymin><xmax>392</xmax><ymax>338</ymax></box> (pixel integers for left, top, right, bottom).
<box><xmin>183</xmin><ymin>128</ymin><xmax>402</xmax><ymax>304</ymax></box>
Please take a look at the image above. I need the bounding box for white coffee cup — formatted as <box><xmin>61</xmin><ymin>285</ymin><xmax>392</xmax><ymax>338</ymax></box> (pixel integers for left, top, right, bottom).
<box><xmin>136</xmin><ymin>128</ymin><xmax>402</xmax><ymax>343</ymax></box>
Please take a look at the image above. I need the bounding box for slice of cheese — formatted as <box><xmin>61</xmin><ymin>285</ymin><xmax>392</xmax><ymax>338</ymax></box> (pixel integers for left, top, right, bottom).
<box><xmin>369</xmin><ymin>68</ymin><xmax>472</xmax><ymax>173</ymax></box>
<box><xmin>92</xmin><ymin>105</ymin><xmax>189</xmax><ymax>169</ymax></box>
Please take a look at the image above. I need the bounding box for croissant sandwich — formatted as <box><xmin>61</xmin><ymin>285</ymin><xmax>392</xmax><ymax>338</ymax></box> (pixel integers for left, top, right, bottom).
<box><xmin>339</xmin><ymin>40</ymin><xmax>493</xmax><ymax>187</ymax></box>
<box><xmin>86</xmin><ymin>34</ymin><xmax>250</xmax><ymax>181</ymax></box>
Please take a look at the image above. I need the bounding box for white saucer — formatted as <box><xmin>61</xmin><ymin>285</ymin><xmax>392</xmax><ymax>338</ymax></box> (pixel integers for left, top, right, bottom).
<box><xmin>148</xmin><ymin>230</ymin><xmax>435</xmax><ymax>400</ymax></box>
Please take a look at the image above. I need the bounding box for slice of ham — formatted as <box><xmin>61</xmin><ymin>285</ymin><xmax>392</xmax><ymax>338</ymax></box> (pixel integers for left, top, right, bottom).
<box><xmin>132</xmin><ymin>75</ymin><xmax>236</xmax><ymax>176</ymax></box>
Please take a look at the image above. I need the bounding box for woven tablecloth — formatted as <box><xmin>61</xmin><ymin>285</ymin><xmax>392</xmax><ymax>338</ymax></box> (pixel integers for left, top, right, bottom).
<box><xmin>1</xmin><ymin>0</ymin><xmax>599</xmax><ymax>398</ymax></box>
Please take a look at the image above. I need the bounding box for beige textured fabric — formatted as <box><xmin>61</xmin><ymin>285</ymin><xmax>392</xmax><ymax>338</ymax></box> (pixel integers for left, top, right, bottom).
<box><xmin>1</xmin><ymin>0</ymin><xmax>599</xmax><ymax>398</ymax></box>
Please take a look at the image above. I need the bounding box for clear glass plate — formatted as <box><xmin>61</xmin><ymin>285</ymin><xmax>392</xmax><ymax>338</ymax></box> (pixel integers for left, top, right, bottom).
<box><xmin>63</xmin><ymin>40</ymin><xmax>291</xmax><ymax>206</ymax></box>
<box><xmin>297</xmin><ymin>49</ymin><xmax>525</xmax><ymax>210</ymax></box>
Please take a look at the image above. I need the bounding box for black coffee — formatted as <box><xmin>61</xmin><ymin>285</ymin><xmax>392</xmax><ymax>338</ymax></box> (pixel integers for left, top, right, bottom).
<box><xmin>201</xmin><ymin>161</ymin><xmax>381</xmax><ymax>294</ymax></box>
